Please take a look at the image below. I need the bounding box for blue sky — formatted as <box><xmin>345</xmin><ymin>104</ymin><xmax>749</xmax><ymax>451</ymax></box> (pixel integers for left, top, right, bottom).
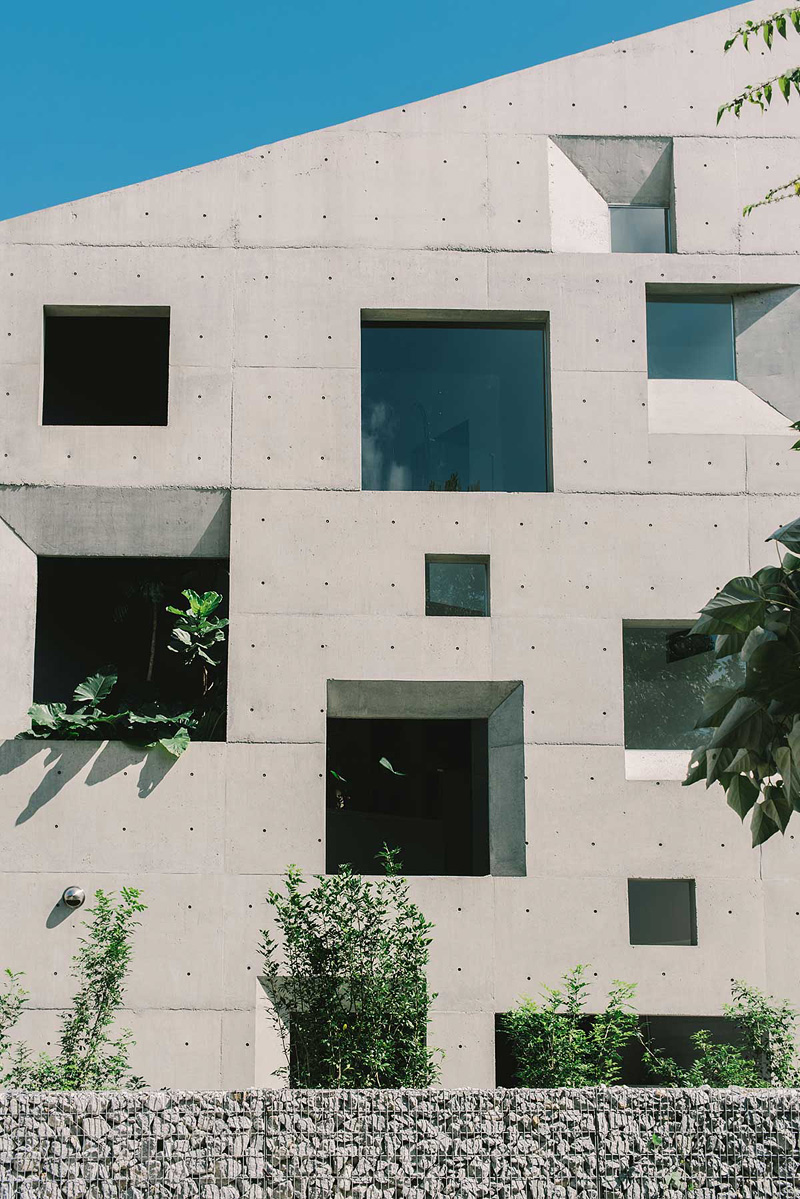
<box><xmin>2</xmin><ymin>0</ymin><xmax>728</xmax><ymax>221</ymax></box>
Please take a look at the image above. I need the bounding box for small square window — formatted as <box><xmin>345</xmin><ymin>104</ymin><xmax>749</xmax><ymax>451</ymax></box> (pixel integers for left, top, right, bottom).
<box><xmin>425</xmin><ymin>556</ymin><xmax>489</xmax><ymax>617</ymax></box>
<box><xmin>361</xmin><ymin>319</ymin><xmax>550</xmax><ymax>493</ymax></box>
<box><xmin>646</xmin><ymin>296</ymin><xmax>735</xmax><ymax>380</ymax></box>
<box><xmin>628</xmin><ymin>878</ymin><xmax>697</xmax><ymax>946</ymax></box>
<box><xmin>610</xmin><ymin>205</ymin><xmax>671</xmax><ymax>253</ymax></box>
<box><xmin>43</xmin><ymin>307</ymin><xmax>170</xmax><ymax>425</ymax></box>
<box><xmin>622</xmin><ymin>624</ymin><xmax>744</xmax><ymax>751</ymax></box>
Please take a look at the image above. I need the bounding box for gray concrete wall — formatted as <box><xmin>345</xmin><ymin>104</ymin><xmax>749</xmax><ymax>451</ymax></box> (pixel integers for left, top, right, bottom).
<box><xmin>1</xmin><ymin>1087</ymin><xmax>799</xmax><ymax>1198</ymax></box>
<box><xmin>0</xmin><ymin>0</ymin><xmax>799</xmax><ymax>1089</ymax></box>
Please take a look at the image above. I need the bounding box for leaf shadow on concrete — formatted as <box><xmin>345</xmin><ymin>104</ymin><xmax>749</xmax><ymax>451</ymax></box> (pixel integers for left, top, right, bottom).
<box><xmin>0</xmin><ymin>738</ymin><xmax>177</xmax><ymax>824</ymax></box>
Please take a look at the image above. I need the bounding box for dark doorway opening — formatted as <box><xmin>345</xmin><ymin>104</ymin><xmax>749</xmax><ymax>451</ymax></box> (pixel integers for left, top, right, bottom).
<box><xmin>326</xmin><ymin>717</ymin><xmax>489</xmax><ymax>875</ymax></box>
<box><xmin>34</xmin><ymin>557</ymin><xmax>228</xmax><ymax>740</ymax></box>
<box><xmin>42</xmin><ymin>308</ymin><xmax>170</xmax><ymax>425</ymax></box>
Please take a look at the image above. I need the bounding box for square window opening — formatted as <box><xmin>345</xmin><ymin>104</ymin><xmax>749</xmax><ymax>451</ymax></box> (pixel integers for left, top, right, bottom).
<box><xmin>622</xmin><ymin>623</ymin><xmax>744</xmax><ymax>751</ymax></box>
<box><xmin>361</xmin><ymin>316</ymin><xmax>550</xmax><ymax>493</ymax></box>
<box><xmin>628</xmin><ymin>878</ymin><xmax>697</xmax><ymax>946</ymax></box>
<box><xmin>646</xmin><ymin>296</ymin><xmax>735</xmax><ymax>380</ymax></box>
<box><xmin>425</xmin><ymin>555</ymin><xmax>489</xmax><ymax>617</ymax></box>
<box><xmin>42</xmin><ymin>306</ymin><xmax>170</xmax><ymax>426</ymax></box>
<box><xmin>326</xmin><ymin>716</ymin><xmax>490</xmax><ymax>875</ymax></box>
<box><xmin>34</xmin><ymin>556</ymin><xmax>229</xmax><ymax>740</ymax></box>
<box><xmin>610</xmin><ymin>205</ymin><xmax>671</xmax><ymax>253</ymax></box>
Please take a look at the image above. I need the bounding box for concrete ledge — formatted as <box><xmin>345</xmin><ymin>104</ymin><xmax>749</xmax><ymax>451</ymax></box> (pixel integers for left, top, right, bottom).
<box><xmin>625</xmin><ymin>748</ymin><xmax>690</xmax><ymax>781</ymax></box>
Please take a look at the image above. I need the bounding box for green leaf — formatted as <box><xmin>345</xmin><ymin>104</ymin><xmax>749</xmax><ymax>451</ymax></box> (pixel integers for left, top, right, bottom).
<box><xmin>709</xmin><ymin>697</ymin><xmax>772</xmax><ymax>751</ymax></box>
<box><xmin>744</xmin><ymin>640</ymin><xmax>800</xmax><ymax>708</ymax></box>
<box><xmin>72</xmin><ymin>671</ymin><xmax>118</xmax><ymax>706</ymax></box>
<box><xmin>683</xmin><ymin>748</ymin><xmax>707</xmax><ymax>786</ymax></box>
<box><xmin>767</xmin><ymin>517</ymin><xmax>800</xmax><ymax>552</ymax></box>
<box><xmin>692</xmin><ymin>577</ymin><xmax>767</xmax><ymax>635</ymax></box>
<box><xmin>762</xmin><ymin>786</ymin><xmax>792</xmax><ymax>834</ymax></box>
<box><xmin>779</xmin><ymin>74</ymin><xmax>791</xmax><ymax>101</ymax></box>
<box><xmin>181</xmin><ymin>589</ymin><xmax>203</xmax><ymax>614</ymax></box>
<box><xmin>706</xmin><ymin>747</ymin><xmax>736</xmax><ymax>787</ymax></box>
<box><xmin>726</xmin><ymin>774</ymin><xmax>759</xmax><ymax>820</ymax></box>
<box><xmin>158</xmin><ymin>728</ymin><xmax>191</xmax><ymax>758</ymax></box>
<box><xmin>714</xmin><ymin>630</ymin><xmax>747</xmax><ymax>659</ymax></box>
<box><xmin>751</xmin><ymin>802</ymin><xmax>780</xmax><ymax>847</ymax></box>
<box><xmin>196</xmin><ymin>591</ymin><xmax>223</xmax><ymax>617</ymax></box>
<box><xmin>694</xmin><ymin>685</ymin><xmax>741</xmax><ymax>729</ymax></box>
<box><xmin>379</xmin><ymin>757</ymin><xmax>406</xmax><ymax>776</ymax></box>
<box><xmin>27</xmin><ymin>702</ymin><xmax>67</xmax><ymax>730</ymax></box>
<box><xmin>782</xmin><ymin>553</ymin><xmax>800</xmax><ymax>572</ymax></box>
<box><xmin>330</xmin><ymin>769</ymin><xmax>348</xmax><ymax>783</ymax></box>
<box><xmin>728</xmin><ymin>748</ymin><xmax>758</xmax><ymax>772</ymax></box>
<box><xmin>171</xmin><ymin>627</ymin><xmax>192</xmax><ymax>645</ymax></box>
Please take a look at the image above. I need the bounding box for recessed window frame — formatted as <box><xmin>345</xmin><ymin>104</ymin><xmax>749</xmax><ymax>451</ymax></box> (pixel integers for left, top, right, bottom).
<box><xmin>628</xmin><ymin>877</ymin><xmax>698</xmax><ymax>947</ymax></box>
<box><xmin>40</xmin><ymin>304</ymin><xmax>171</xmax><ymax>428</ymax></box>
<box><xmin>360</xmin><ymin>309</ymin><xmax>552</xmax><ymax>495</ymax></box>
<box><xmin>609</xmin><ymin>203</ymin><xmax>672</xmax><ymax>253</ymax></box>
<box><xmin>645</xmin><ymin>293</ymin><xmax>737</xmax><ymax>381</ymax></box>
<box><xmin>425</xmin><ymin>554</ymin><xmax>490</xmax><ymax>617</ymax></box>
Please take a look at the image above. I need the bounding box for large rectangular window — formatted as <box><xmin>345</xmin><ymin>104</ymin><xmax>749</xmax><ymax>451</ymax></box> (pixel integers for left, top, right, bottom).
<box><xmin>610</xmin><ymin>206</ymin><xmax>671</xmax><ymax>253</ymax></box>
<box><xmin>623</xmin><ymin>625</ymin><xmax>744</xmax><ymax>751</ymax></box>
<box><xmin>361</xmin><ymin>320</ymin><xmax>549</xmax><ymax>492</ymax></box>
<box><xmin>646</xmin><ymin>296</ymin><xmax>735</xmax><ymax>380</ymax></box>
<box><xmin>43</xmin><ymin>307</ymin><xmax>170</xmax><ymax>425</ymax></box>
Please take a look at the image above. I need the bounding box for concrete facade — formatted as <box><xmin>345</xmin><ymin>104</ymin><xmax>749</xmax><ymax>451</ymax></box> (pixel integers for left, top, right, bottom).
<box><xmin>1</xmin><ymin>0</ymin><xmax>799</xmax><ymax>1089</ymax></box>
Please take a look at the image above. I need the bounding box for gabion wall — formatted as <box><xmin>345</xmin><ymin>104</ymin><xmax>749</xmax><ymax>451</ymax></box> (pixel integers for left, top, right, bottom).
<box><xmin>1</xmin><ymin>1087</ymin><xmax>799</xmax><ymax>1198</ymax></box>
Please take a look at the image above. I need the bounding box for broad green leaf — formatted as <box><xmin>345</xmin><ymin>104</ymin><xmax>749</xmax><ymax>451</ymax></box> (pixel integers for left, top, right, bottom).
<box><xmin>762</xmin><ymin>786</ymin><xmax>792</xmax><ymax>834</ymax></box>
<box><xmin>726</xmin><ymin>774</ymin><xmax>759</xmax><ymax>820</ymax></box>
<box><xmin>181</xmin><ymin>589</ymin><xmax>203</xmax><ymax>615</ymax></box>
<box><xmin>782</xmin><ymin>553</ymin><xmax>800</xmax><ymax>572</ymax></box>
<box><xmin>694</xmin><ymin>684</ymin><xmax>741</xmax><ymax>729</ymax></box>
<box><xmin>728</xmin><ymin>748</ymin><xmax>757</xmax><ymax>772</ymax></box>
<box><xmin>73</xmin><ymin>671</ymin><xmax>118</xmax><ymax>706</ymax></box>
<box><xmin>197</xmin><ymin>591</ymin><xmax>223</xmax><ymax>617</ymax></box>
<box><xmin>767</xmin><ymin>517</ymin><xmax>800</xmax><ymax>552</ymax></box>
<box><xmin>744</xmin><ymin>640</ymin><xmax>800</xmax><ymax>708</ymax></box>
<box><xmin>714</xmin><ymin>630</ymin><xmax>747</xmax><ymax>659</ymax></box>
<box><xmin>158</xmin><ymin>728</ymin><xmax>191</xmax><ymax>758</ymax></box>
<box><xmin>707</xmin><ymin>747</ymin><xmax>736</xmax><ymax>787</ymax></box>
<box><xmin>779</xmin><ymin>74</ymin><xmax>791</xmax><ymax>101</ymax></box>
<box><xmin>692</xmin><ymin>577</ymin><xmax>766</xmax><ymax>635</ymax></box>
<box><xmin>171</xmin><ymin>627</ymin><xmax>192</xmax><ymax>645</ymax></box>
<box><xmin>379</xmin><ymin>757</ymin><xmax>406</xmax><ymax>776</ymax></box>
<box><xmin>27</xmin><ymin>702</ymin><xmax>67</xmax><ymax>730</ymax></box>
<box><xmin>741</xmin><ymin>627</ymin><xmax>776</xmax><ymax>661</ymax></box>
<box><xmin>709</xmin><ymin>697</ymin><xmax>772</xmax><ymax>751</ymax></box>
<box><xmin>765</xmin><ymin>609</ymin><xmax>791</xmax><ymax>635</ymax></box>
<box><xmin>751</xmin><ymin>802</ymin><xmax>780</xmax><ymax>847</ymax></box>
<box><xmin>683</xmin><ymin>748</ymin><xmax>707</xmax><ymax>786</ymax></box>
<box><xmin>773</xmin><ymin>746</ymin><xmax>800</xmax><ymax>806</ymax></box>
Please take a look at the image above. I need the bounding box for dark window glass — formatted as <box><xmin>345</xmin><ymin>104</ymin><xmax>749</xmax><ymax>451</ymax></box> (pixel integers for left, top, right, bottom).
<box><xmin>628</xmin><ymin>879</ymin><xmax>697</xmax><ymax>946</ymax></box>
<box><xmin>361</xmin><ymin>322</ymin><xmax>549</xmax><ymax>492</ymax></box>
<box><xmin>426</xmin><ymin>557</ymin><xmax>489</xmax><ymax>617</ymax></box>
<box><xmin>646</xmin><ymin>296</ymin><xmax>735</xmax><ymax>380</ymax></box>
<box><xmin>43</xmin><ymin>309</ymin><xmax>170</xmax><ymax>425</ymax></box>
<box><xmin>610</xmin><ymin>206</ymin><xmax>671</xmax><ymax>253</ymax></box>
<box><xmin>623</xmin><ymin>626</ymin><xmax>744</xmax><ymax>751</ymax></box>
<box><xmin>326</xmin><ymin>717</ymin><xmax>489</xmax><ymax>875</ymax></box>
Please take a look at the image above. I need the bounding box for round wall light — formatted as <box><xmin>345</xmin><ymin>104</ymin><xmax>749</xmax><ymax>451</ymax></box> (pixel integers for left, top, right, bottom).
<box><xmin>62</xmin><ymin>886</ymin><xmax>86</xmax><ymax>909</ymax></box>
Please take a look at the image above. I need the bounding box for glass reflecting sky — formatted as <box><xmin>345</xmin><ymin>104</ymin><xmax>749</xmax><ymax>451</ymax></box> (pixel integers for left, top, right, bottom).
<box><xmin>646</xmin><ymin>296</ymin><xmax>736</xmax><ymax>380</ymax></box>
<box><xmin>361</xmin><ymin>323</ymin><xmax>548</xmax><ymax>492</ymax></box>
<box><xmin>610</xmin><ymin>206</ymin><xmax>670</xmax><ymax>253</ymax></box>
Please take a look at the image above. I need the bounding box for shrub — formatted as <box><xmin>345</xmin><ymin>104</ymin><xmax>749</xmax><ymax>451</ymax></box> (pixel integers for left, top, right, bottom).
<box><xmin>648</xmin><ymin>980</ymin><xmax>800</xmax><ymax>1087</ymax></box>
<box><xmin>501</xmin><ymin>965</ymin><xmax>640</xmax><ymax>1086</ymax></box>
<box><xmin>0</xmin><ymin>888</ymin><xmax>147</xmax><ymax>1090</ymax></box>
<box><xmin>260</xmin><ymin>847</ymin><xmax>440</xmax><ymax>1087</ymax></box>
